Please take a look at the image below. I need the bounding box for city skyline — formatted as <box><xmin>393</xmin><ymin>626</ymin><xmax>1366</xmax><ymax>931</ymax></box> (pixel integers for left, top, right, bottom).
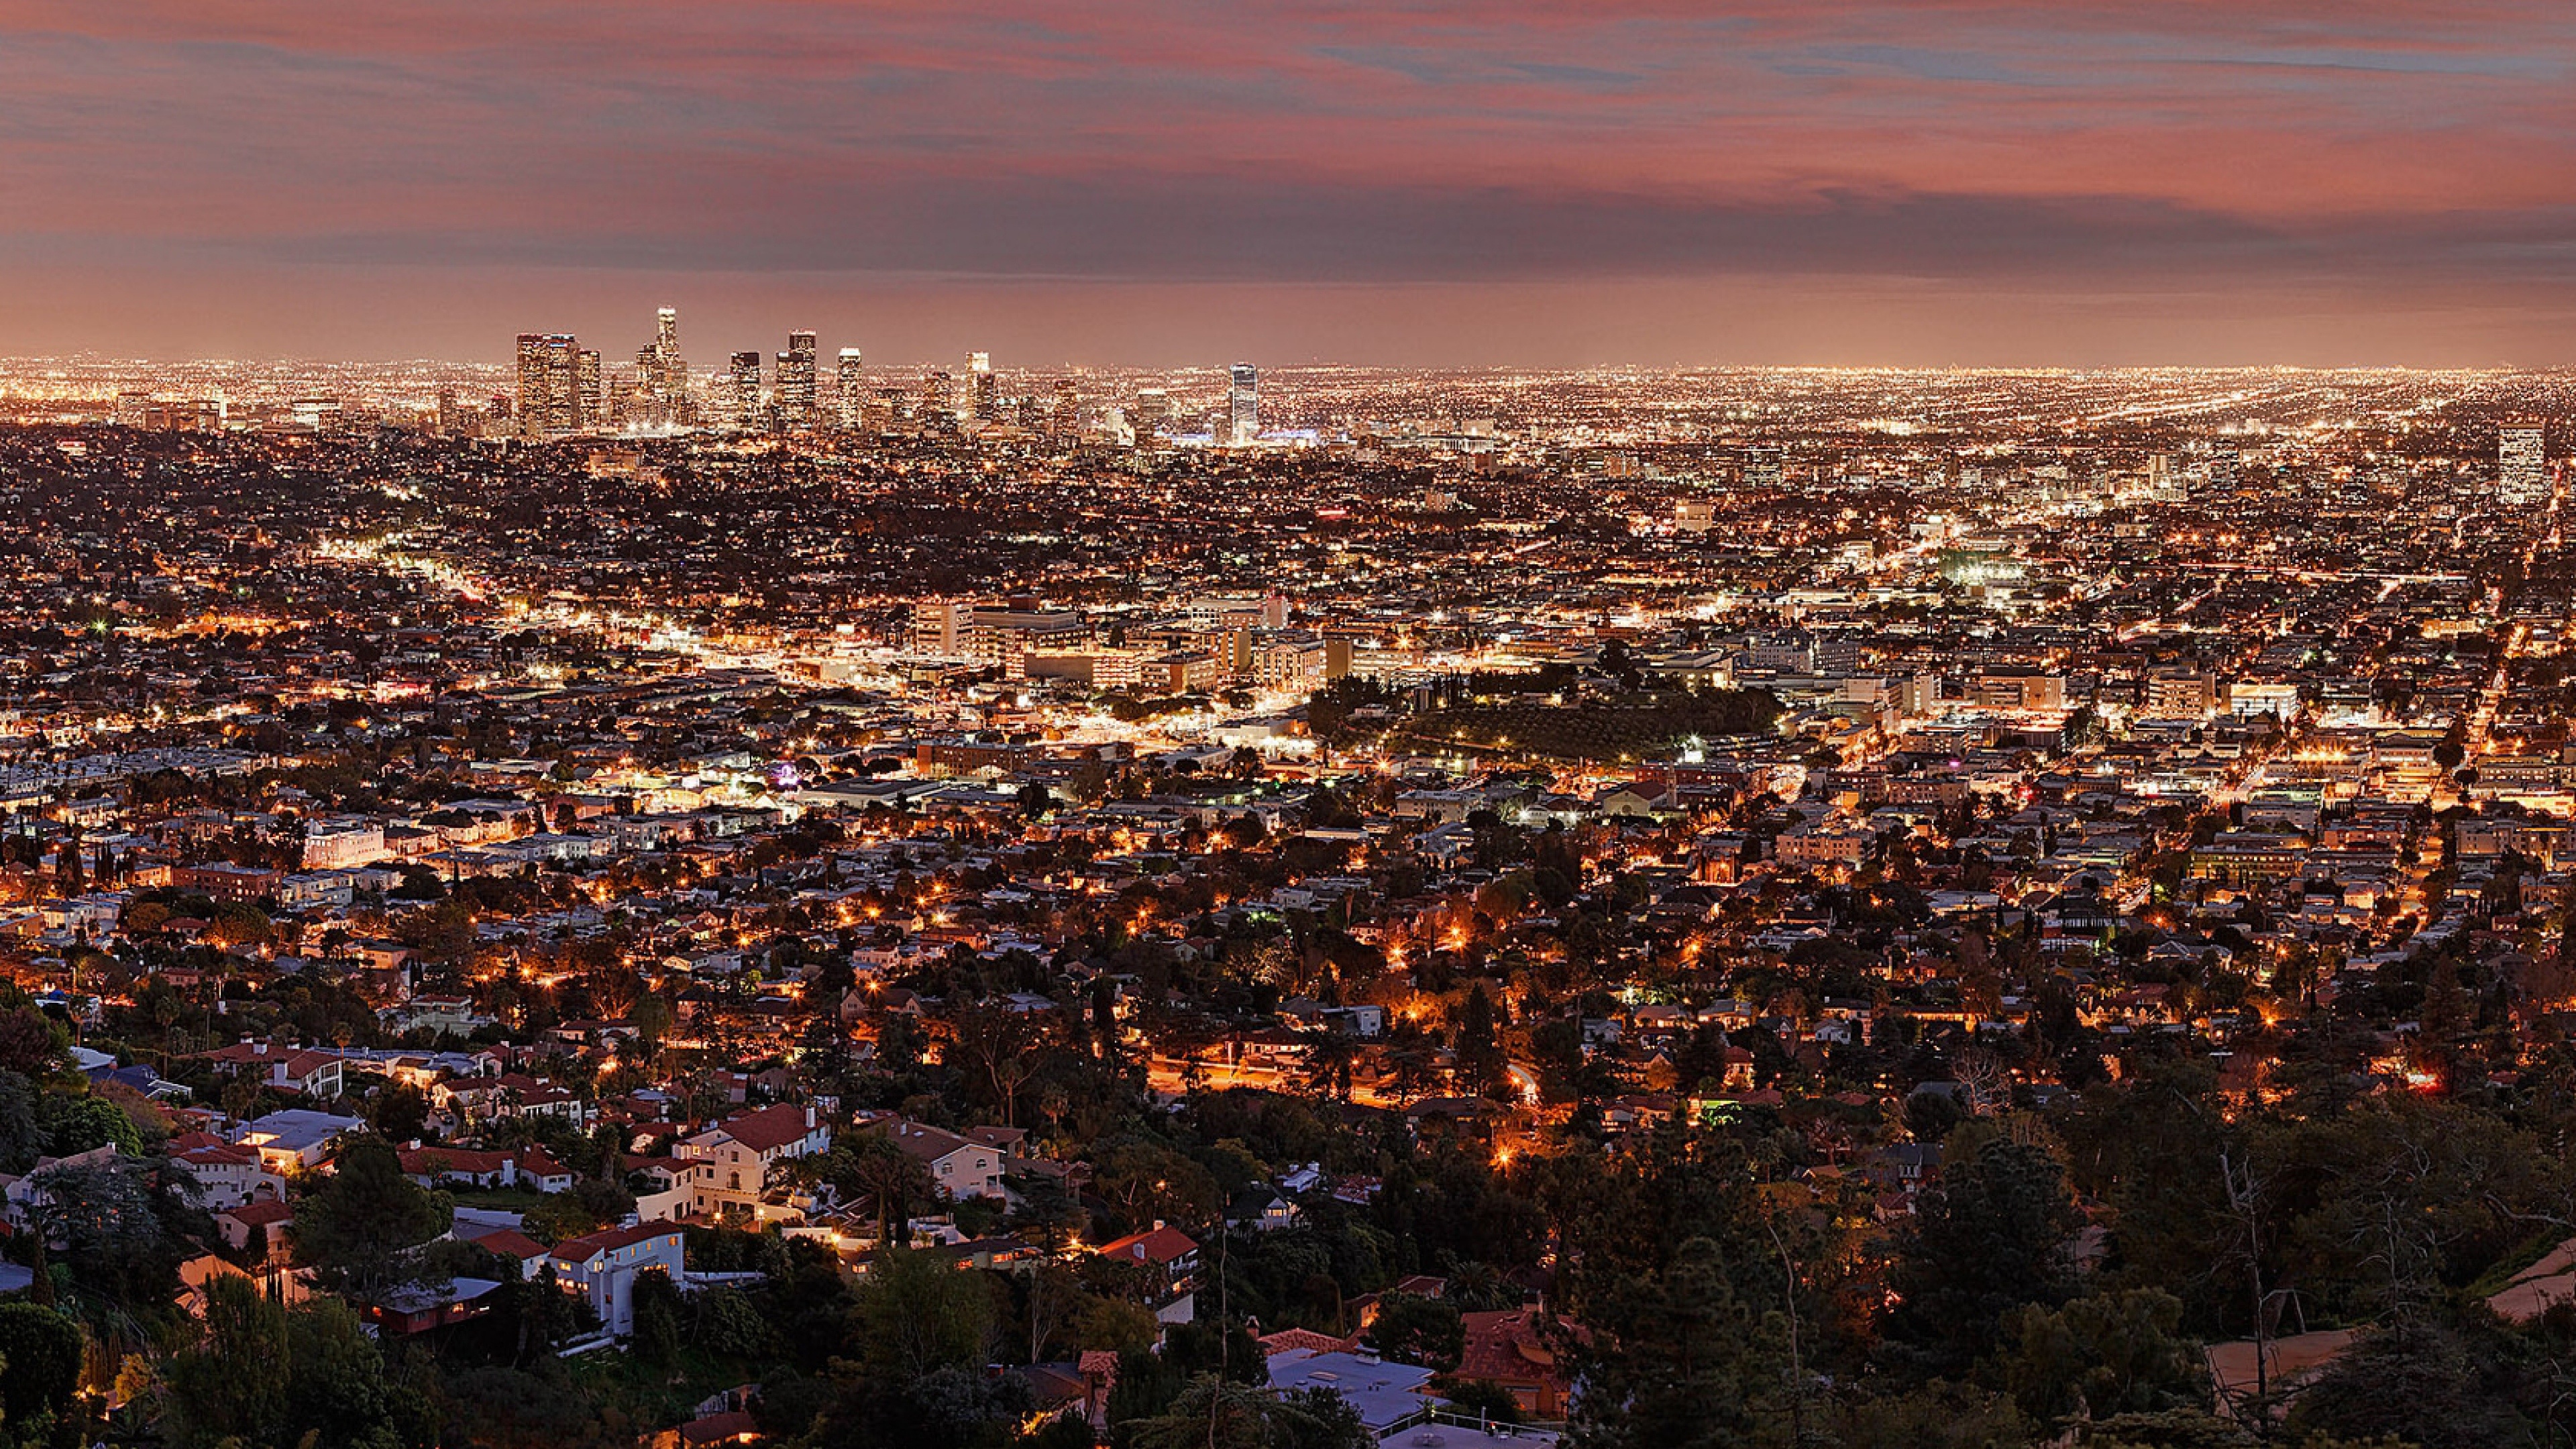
<box><xmin>7</xmin><ymin>3</ymin><xmax>2576</xmax><ymax>366</ymax></box>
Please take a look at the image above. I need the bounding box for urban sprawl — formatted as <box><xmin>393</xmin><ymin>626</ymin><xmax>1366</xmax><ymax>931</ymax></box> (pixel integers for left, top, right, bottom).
<box><xmin>0</xmin><ymin>319</ymin><xmax>2572</xmax><ymax>1448</ymax></box>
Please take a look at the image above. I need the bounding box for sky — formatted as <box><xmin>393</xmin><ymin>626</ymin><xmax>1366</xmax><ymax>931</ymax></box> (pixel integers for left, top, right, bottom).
<box><xmin>4</xmin><ymin>1</ymin><xmax>2575</xmax><ymax>367</ymax></box>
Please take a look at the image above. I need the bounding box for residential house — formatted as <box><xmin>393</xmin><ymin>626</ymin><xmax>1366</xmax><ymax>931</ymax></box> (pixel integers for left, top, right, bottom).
<box><xmin>550</xmin><ymin>1221</ymin><xmax>688</xmax><ymax>1338</ymax></box>
<box><xmin>676</xmin><ymin>1103</ymin><xmax>831</xmax><ymax>1221</ymax></box>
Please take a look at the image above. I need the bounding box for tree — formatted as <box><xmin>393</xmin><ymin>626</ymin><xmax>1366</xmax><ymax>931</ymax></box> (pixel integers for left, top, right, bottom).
<box><xmin>947</xmin><ymin>1001</ymin><xmax>1049</xmax><ymax>1127</ymax></box>
<box><xmin>161</xmin><ymin>1273</ymin><xmax>432</xmax><ymax>1446</ymax></box>
<box><xmin>26</xmin><ymin>1153</ymin><xmax>203</xmax><ymax>1305</ymax></box>
<box><xmin>1299</xmin><ymin>1030</ymin><xmax>1356</xmax><ymax>1102</ymax></box>
<box><xmin>853</xmin><ymin>1246</ymin><xmax>992</xmax><ymax>1379</ymax></box>
<box><xmin>0</xmin><ymin>1007</ymin><xmax>68</xmax><ymax>1077</ymax></box>
<box><xmin>0</xmin><ymin>1070</ymin><xmax>44</xmax><ymax>1173</ymax></box>
<box><xmin>833</xmin><ymin>1136</ymin><xmax>940</xmax><ymax>1245</ymax></box>
<box><xmin>631</xmin><ymin>1267</ymin><xmax>685</xmax><ymax>1367</ymax></box>
<box><xmin>291</xmin><ymin>1133</ymin><xmax>453</xmax><ymax>1303</ymax></box>
<box><xmin>1994</xmin><ymin>1289</ymin><xmax>2207</xmax><ymax>1428</ymax></box>
<box><xmin>0</xmin><ymin>1302</ymin><xmax>83</xmax><ymax>1433</ymax></box>
<box><xmin>1882</xmin><ymin>1138</ymin><xmax>2081</xmax><ymax>1381</ymax></box>
<box><xmin>369</xmin><ymin>1081</ymin><xmax>432</xmax><ymax>1144</ymax></box>
<box><xmin>1366</xmin><ymin>1290</ymin><xmax>1464</xmax><ymax>1371</ymax></box>
<box><xmin>1126</xmin><ymin>1375</ymin><xmax>1372</xmax><ymax>1449</ymax></box>
<box><xmin>160</xmin><ymin>1273</ymin><xmax>291</xmax><ymax>1446</ymax></box>
<box><xmin>1568</xmin><ymin>1236</ymin><xmax>1794</xmax><ymax>1449</ymax></box>
<box><xmin>630</xmin><ymin>990</ymin><xmax>674</xmax><ymax>1056</ymax></box>
<box><xmin>2283</xmin><ymin>1317</ymin><xmax>2530</xmax><ymax>1449</ymax></box>
<box><xmin>1091</xmin><ymin>1139</ymin><xmax>1220</xmax><ymax>1232</ymax></box>
<box><xmin>1454</xmin><ymin>984</ymin><xmax>1506</xmax><ymax>1095</ymax></box>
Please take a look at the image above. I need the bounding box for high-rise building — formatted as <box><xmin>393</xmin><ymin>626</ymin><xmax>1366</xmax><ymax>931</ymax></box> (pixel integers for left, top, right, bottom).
<box><xmin>1228</xmin><ymin>363</ymin><xmax>1258</xmax><ymax>445</ymax></box>
<box><xmin>728</xmin><ymin>352</ymin><xmax>763</xmax><ymax>429</ymax></box>
<box><xmin>1051</xmin><ymin>377</ymin><xmax>1079</xmax><ymax>439</ymax></box>
<box><xmin>1134</xmin><ymin>388</ymin><xmax>1173</xmax><ymax>434</ymax></box>
<box><xmin>836</xmin><ymin>348</ymin><xmax>866</xmax><ymax>430</ymax></box>
<box><xmin>921</xmin><ymin>369</ymin><xmax>955</xmax><ymax>426</ymax></box>
<box><xmin>2502</xmin><ymin>425</ymin><xmax>2548</xmax><ymax>506</ymax></box>
<box><xmin>777</xmin><ymin>329</ymin><xmax>818</xmax><ymax>425</ymax></box>
<box><xmin>634</xmin><ymin>306</ymin><xmax>688</xmax><ymax>424</ymax></box>
<box><xmin>514</xmin><ymin>333</ymin><xmax>582</xmax><ymax>435</ymax></box>
<box><xmin>575</xmin><ymin>348</ymin><xmax>602</xmax><ymax>430</ymax></box>
<box><xmin>967</xmin><ymin>352</ymin><xmax>998</xmax><ymax>421</ymax></box>
<box><xmin>911</xmin><ymin>600</ymin><xmax>972</xmax><ymax>657</ymax></box>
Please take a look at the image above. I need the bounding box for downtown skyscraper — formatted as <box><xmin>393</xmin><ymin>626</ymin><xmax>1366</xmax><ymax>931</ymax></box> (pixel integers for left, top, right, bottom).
<box><xmin>777</xmin><ymin>329</ymin><xmax>818</xmax><ymax>425</ymax></box>
<box><xmin>967</xmin><ymin>351</ymin><xmax>998</xmax><ymax>422</ymax></box>
<box><xmin>728</xmin><ymin>351</ymin><xmax>763</xmax><ymax>430</ymax></box>
<box><xmin>1228</xmin><ymin>362</ymin><xmax>1258</xmax><ymax>445</ymax></box>
<box><xmin>634</xmin><ymin>306</ymin><xmax>689</xmax><ymax>425</ymax></box>
<box><xmin>837</xmin><ymin>348</ymin><xmax>866</xmax><ymax>430</ymax></box>
<box><xmin>514</xmin><ymin>333</ymin><xmax>582</xmax><ymax>435</ymax></box>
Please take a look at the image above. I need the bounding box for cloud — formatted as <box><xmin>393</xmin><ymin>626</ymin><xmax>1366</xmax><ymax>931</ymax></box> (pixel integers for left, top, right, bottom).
<box><xmin>1</xmin><ymin>0</ymin><xmax>2574</xmax><ymax>357</ymax></box>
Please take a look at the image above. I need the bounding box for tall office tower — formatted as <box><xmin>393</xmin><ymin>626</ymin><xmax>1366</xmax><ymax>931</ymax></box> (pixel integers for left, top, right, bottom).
<box><xmin>575</xmin><ymin>348</ymin><xmax>602</xmax><ymax>430</ymax></box>
<box><xmin>836</xmin><ymin>348</ymin><xmax>866</xmax><ymax>429</ymax></box>
<box><xmin>2502</xmin><ymin>425</ymin><xmax>2548</xmax><ymax>506</ymax></box>
<box><xmin>921</xmin><ymin>368</ymin><xmax>955</xmax><ymax>425</ymax></box>
<box><xmin>1134</xmin><ymin>388</ymin><xmax>1173</xmax><ymax>434</ymax></box>
<box><xmin>514</xmin><ymin>333</ymin><xmax>582</xmax><ymax>435</ymax></box>
<box><xmin>1051</xmin><ymin>377</ymin><xmax>1079</xmax><ymax>439</ymax></box>
<box><xmin>777</xmin><ymin>329</ymin><xmax>818</xmax><ymax>425</ymax></box>
<box><xmin>966</xmin><ymin>352</ymin><xmax>999</xmax><ymax>421</ymax></box>
<box><xmin>636</xmin><ymin>305</ymin><xmax>688</xmax><ymax>421</ymax></box>
<box><xmin>1228</xmin><ymin>362</ymin><xmax>1258</xmax><ymax>445</ymax></box>
<box><xmin>728</xmin><ymin>351</ymin><xmax>763</xmax><ymax>429</ymax></box>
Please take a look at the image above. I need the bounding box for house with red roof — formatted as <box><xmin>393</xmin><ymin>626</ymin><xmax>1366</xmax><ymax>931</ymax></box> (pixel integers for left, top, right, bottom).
<box><xmin>549</xmin><ymin>1221</ymin><xmax>687</xmax><ymax>1338</ymax></box>
<box><xmin>1095</xmin><ymin>1222</ymin><xmax>1201</xmax><ymax>1318</ymax></box>
<box><xmin>195</xmin><ymin>1039</ymin><xmax>345</xmax><ymax>1099</ymax></box>
<box><xmin>676</xmin><ymin>1103</ymin><xmax>830</xmax><ymax>1222</ymax></box>
<box><xmin>168</xmin><ymin>1137</ymin><xmax>286</xmax><ymax>1210</ymax></box>
<box><xmin>1454</xmin><ymin>1306</ymin><xmax>1586</xmax><ymax>1419</ymax></box>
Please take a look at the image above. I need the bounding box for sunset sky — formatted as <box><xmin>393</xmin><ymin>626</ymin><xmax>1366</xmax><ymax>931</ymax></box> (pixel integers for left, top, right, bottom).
<box><xmin>5</xmin><ymin>1</ymin><xmax>2574</xmax><ymax>366</ymax></box>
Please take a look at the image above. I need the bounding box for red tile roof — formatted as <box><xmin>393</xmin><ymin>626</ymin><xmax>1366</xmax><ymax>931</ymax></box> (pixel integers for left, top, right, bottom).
<box><xmin>1096</xmin><ymin>1224</ymin><xmax>1197</xmax><ymax>1266</ymax></box>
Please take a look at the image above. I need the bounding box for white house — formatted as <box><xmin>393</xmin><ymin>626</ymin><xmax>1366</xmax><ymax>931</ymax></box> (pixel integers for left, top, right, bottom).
<box><xmin>676</xmin><ymin>1104</ymin><xmax>831</xmax><ymax>1220</ymax></box>
<box><xmin>549</xmin><ymin>1221</ymin><xmax>687</xmax><ymax>1338</ymax></box>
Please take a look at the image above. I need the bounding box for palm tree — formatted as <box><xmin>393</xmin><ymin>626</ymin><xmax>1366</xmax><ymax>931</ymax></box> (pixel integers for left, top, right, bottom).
<box><xmin>843</xmin><ymin>1138</ymin><xmax>937</xmax><ymax>1244</ymax></box>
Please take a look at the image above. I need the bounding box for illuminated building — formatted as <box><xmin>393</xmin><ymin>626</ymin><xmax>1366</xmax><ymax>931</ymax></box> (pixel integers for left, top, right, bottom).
<box><xmin>1051</xmin><ymin>377</ymin><xmax>1079</xmax><ymax>438</ymax></box>
<box><xmin>634</xmin><ymin>306</ymin><xmax>688</xmax><ymax>423</ymax></box>
<box><xmin>967</xmin><ymin>351</ymin><xmax>998</xmax><ymax>421</ymax></box>
<box><xmin>837</xmin><ymin>348</ymin><xmax>865</xmax><ymax>429</ymax></box>
<box><xmin>513</xmin><ymin>333</ymin><xmax>581</xmax><ymax>436</ymax></box>
<box><xmin>777</xmin><ymin>329</ymin><xmax>818</xmax><ymax>425</ymax></box>
<box><xmin>728</xmin><ymin>351</ymin><xmax>763</xmax><ymax>430</ymax></box>
<box><xmin>2502</xmin><ymin>425</ymin><xmax>2548</xmax><ymax>506</ymax></box>
<box><xmin>1228</xmin><ymin>362</ymin><xmax>1258</xmax><ymax>445</ymax></box>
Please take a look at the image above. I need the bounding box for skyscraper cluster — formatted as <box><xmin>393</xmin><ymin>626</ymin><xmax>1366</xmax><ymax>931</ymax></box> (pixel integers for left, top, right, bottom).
<box><xmin>512</xmin><ymin>333</ymin><xmax>601</xmax><ymax>435</ymax></box>
<box><xmin>511</xmin><ymin>306</ymin><xmax>1282</xmax><ymax>446</ymax></box>
<box><xmin>632</xmin><ymin>307</ymin><xmax>689</xmax><ymax>425</ymax></box>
